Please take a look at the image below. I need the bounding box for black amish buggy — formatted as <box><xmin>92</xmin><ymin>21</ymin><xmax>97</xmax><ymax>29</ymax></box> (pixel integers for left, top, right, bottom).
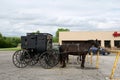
<box><xmin>12</xmin><ymin>32</ymin><xmax>100</xmax><ymax>69</ymax></box>
<box><xmin>12</xmin><ymin>33</ymin><xmax>59</xmax><ymax>69</ymax></box>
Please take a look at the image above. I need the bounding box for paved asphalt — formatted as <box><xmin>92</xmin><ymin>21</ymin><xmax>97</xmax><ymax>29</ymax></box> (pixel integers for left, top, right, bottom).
<box><xmin>0</xmin><ymin>51</ymin><xmax>120</xmax><ymax>80</ymax></box>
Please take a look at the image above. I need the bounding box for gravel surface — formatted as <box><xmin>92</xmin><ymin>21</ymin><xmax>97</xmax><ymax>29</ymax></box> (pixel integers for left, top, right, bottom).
<box><xmin>0</xmin><ymin>51</ymin><xmax>120</xmax><ymax>80</ymax></box>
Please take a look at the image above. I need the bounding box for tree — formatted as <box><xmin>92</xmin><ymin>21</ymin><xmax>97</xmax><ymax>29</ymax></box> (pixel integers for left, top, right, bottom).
<box><xmin>55</xmin><ymin>28</ymin><xmax>70</xmax><ymax>38</ymax></box>
<box><xmin>0</xmin><ymin>32</ymin><xmax>21</xmax><ymax>48</ymax></box>
<box><xmin>53</xmin><ymin>37</ymin><xmax>58</xmax><ymax>43</ymax></box>
<box><xmin>54</xmin><ymin>28</ymin><xmax>70</xmax><ymax>42</ymax></box>
<box><xmin>32</xmin><ymin>30</ymin><xmax>40</xmax><ymax>34</ymax></box>
<box><xmin>36</xmin><ymin>30</ymin><xmax>40</xmax><ymax>33</ymax></box>
<box><xmin>0</xmin><ymin>33</ymin><xmax>2</xmax><ymax>38</ymax></box>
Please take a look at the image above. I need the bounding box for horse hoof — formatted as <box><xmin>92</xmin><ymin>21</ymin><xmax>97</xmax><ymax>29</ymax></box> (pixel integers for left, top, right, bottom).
<box><xmin>81</xmin><ymin>67</ymin><xmax>84</xmax><ymax>69</ymax></box>
<box><xmin>60</xmin><ymin>66</ymin><xmax>65</xmax><ymax>68</ymax></box>
<box><xmin>81</xmin><ymin>66</ymin><xmax>85</xmax><ymax>69</ymax></box>
<box><xmin>60</xmin><ymin>65</ymin><xmax>66</xmax><ymax>68</ymax></box>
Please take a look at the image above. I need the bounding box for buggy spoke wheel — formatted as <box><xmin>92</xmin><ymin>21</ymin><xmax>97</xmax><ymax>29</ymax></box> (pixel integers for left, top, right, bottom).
<box><xmin>12</xmin><ymin>50</ymin><xmax>29</xmax><ymax>68</ymax></box>
<box><xmin>28</xmin><ymin>56</ymin><xmax>38</xmax><ymax>66</ymax></box>
<box><xmin>47</xmin><ymin>49</ymin><xmax>59</xmax><ymax>67</ymax></box>
<box><xmin>39</xmin><ymin>50</ymin><xmax>59</xmax><ymax>69</ymax></box>
<box><xmin>39</xmin><ymin>52</ymin><xmax>52</xmax><ymax>69</ymax></box>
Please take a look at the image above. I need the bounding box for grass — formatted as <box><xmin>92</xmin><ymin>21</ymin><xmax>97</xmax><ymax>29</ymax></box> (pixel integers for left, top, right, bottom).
<box><xmin>0</xmin><ymin>47</ymin><xmax>21</xmax><ymax>51</ymax></box>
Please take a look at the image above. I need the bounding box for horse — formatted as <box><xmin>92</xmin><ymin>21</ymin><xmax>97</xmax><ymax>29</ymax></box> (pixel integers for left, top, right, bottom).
<box><xmin>59</xmin><ymin>40</ymin><xmax>100</xmax><ymax>68</ymax></box>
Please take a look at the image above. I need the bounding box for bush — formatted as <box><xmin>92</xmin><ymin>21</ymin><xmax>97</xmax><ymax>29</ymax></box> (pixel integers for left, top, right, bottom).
<box><xmin>0</xmin><ymin>33</ymin><xmax>20</xmax><ymax>48</ymax></box>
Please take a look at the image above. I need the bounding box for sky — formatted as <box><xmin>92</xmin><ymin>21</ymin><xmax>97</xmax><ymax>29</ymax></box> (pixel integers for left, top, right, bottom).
<box><xmin>0</xmin><ymin>0</ymin><xmax>120</xmax><ymax>36</ymax></box>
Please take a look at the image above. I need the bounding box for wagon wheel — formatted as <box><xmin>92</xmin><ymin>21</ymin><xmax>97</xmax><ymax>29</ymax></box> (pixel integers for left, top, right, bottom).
<box><xmin>39</xmin><ymin>50</ymin><xmax>59</xmax><ymax>69</ymax></box>
<box><xmin>47</xmin><ymin>49</ymin><xmax>59</xmax><ymax>67</ymax></box>
<box><xmin>39</xmin><ymin>51</ymin><xmax>52</xmax><ymax>69</ymax></box>
<box><xmin>12</xmin><ymin>50</ymin><xmax>30</xmax><ymax>68</ymax></box>
<box><xmin>28</xmin><ymin>55</ymin><xmax>39</xmax><ymax>66</ymax></box>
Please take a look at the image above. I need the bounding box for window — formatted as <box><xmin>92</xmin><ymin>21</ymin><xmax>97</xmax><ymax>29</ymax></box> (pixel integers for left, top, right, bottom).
<box><xmin>114</xmin><ymin>40</ymin><xmax>120</xmax><ymax>48</ymax></box>
<box><xmin>104</xmin><ymin>40</ymin><xmax>111</xmax><ymax>48</ymax></box>
<box><xmin>98</xmin><ymin>40</ymin><xmax>101</xmax><ymax>46</ymax></box>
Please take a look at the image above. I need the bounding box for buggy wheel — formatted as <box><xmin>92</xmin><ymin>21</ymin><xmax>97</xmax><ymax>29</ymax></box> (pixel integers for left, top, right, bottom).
<box><xmin>39</xmin><ymin>50</ymin><xmax>59</xmax><ymax>69</ymax></box>
<box><xmin>12</xmin><ymin>50</ymin><xmax>30</xmax><ymax>68</ymax></box>
<box><xmin>47</xmin><ymin>49</ymin><xmax>59</xmax><ymax>67</ymax></box>
<box><xmin>39</xmin><ymin>52</ymin><xmax>52</xmax><ymax>69</ymax></box>
<box><xmin>28</xmin><ymin>56</ymin><xmax>39</xmax><ymax>66</ymax></box>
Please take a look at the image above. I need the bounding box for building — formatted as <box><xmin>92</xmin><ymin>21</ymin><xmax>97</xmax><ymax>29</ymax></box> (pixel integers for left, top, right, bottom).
<box><xmin>59</xmin><ymin>31</ymin><xmax>120</xmax><ymax>48</ymax></box>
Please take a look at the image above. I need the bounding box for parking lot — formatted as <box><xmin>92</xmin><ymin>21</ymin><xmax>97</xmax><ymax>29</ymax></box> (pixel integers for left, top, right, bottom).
<box><xmin>0</xmin><ymin>51</ymin><xmax>120</xmax><ymax>80</ymax></box>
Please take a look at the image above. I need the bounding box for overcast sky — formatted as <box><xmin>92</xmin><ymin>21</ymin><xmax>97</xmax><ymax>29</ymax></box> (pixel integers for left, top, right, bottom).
<box><xmin>0</xmin><ymin>0</ymin><xmax>120</xmax><ymax>36</ymax></box>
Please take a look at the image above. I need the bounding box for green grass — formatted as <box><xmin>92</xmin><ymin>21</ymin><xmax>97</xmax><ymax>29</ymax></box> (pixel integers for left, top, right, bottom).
<box><xmin>0</xmin><ymin>47</ymin><xmax>21</xmax><ymax>51</ymax></box>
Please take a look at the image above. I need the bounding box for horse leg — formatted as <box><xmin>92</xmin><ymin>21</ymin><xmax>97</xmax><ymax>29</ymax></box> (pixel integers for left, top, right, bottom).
<box><xmin>66</xmin><ymin>54</ymin><xmax>69</xmax><ymax>63</ymax></box>
<box><xmin>59</xmin><ymin>53</ymin><xmax>64</xmax><ymax>67</ymax></box>
<box><xmin>81</xmin><ymin>54</ymin><xmax>86</xmax><ymax>68</ymax></box>
<box><xmin>62</xmin><ymin>59</ymin><xmax>66</xmax><ymax>68</ymax></box>
<box><xmin>59</xmin><ymin>53</ymin><xmax>63</xmax><ymax>65</ymax></box>
<box><xmin>60</xmin><ymin>54</ymin><xmax>66</xmax><ymax>68</ymax></box>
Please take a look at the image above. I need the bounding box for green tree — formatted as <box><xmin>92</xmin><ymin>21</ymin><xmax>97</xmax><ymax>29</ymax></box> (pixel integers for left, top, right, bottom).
<box><xmin>0</xmin><ymin>33</ymin><xmax>2</xmax><ymax>38</ymax></box>
<box><xmin>36</xmin><ymin>30</ymin><xmax>40</xmax><ymax>33</ymax></box>
<box><xmin>55</xmin><ymin>28</ymin><xmax>70</xmax><ymax>38</ymax></box>
<box><xmin>54</xmin><ymin>28</ymin><xmax>70</xmax><ymax>42</ymax></box>
<box><xmin>32</xmin><ymin>30</ymin><xmax>40</xmax><ymax>34</ymax></box>
<box><xmin>53</xmin><ymin>37</ymin><xmax>58</xmax><ymax>43</ymax></box>
<box><xmin>0</xmin><ymin>32</ymin><xmax>21</xmax><ymax>48</ymax></box>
